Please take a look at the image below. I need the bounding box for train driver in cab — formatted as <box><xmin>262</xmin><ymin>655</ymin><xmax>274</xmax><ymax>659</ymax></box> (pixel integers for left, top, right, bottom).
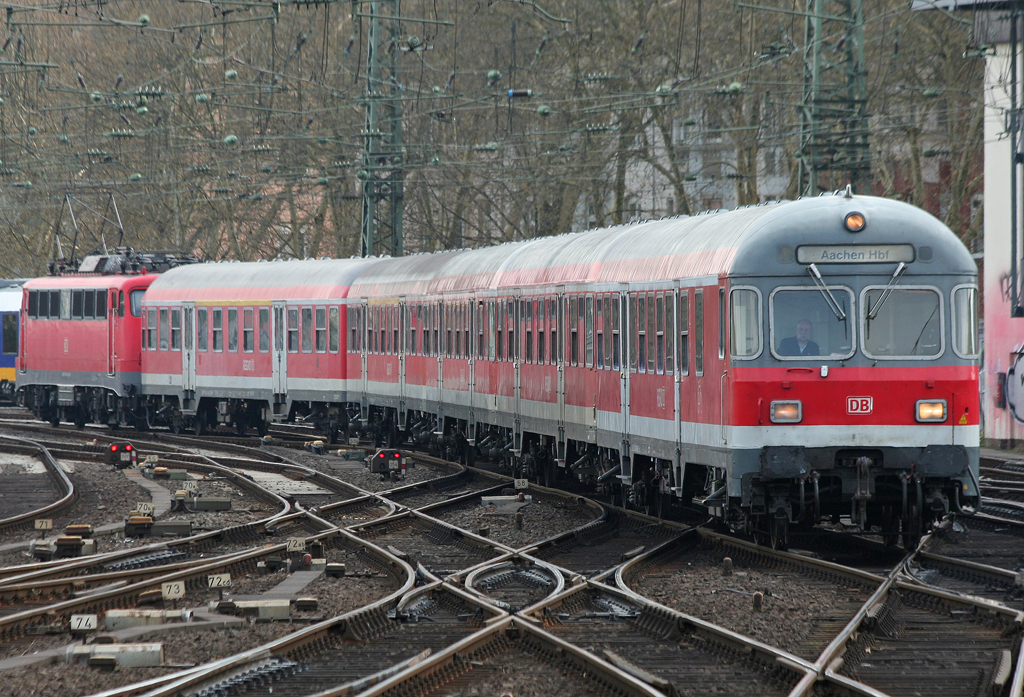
<box><xmin>778</xmin><ymin>319</ymin><xmax>820</xmax><ymax>356</ymax></box>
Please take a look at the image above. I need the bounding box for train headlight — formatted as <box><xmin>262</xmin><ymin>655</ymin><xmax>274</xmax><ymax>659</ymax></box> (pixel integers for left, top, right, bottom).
<box><xmin>844</xmin><ymin>212</ymin><xmax>866</xmax><ymax>232</ymax></box>
<box><xmin>916</xmin><ymin>400</ymin><xmax>947</xmax><ymax>422</ymax></box>
<box><xmin>770</xmin><ymin>400</ymin><xmax>802</xmax><ymax>423</ymax></box>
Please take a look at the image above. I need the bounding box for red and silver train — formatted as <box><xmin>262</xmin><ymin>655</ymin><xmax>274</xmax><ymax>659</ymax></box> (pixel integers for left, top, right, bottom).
<box><xmin>17</xmin><ymin>191</ymin><xmax>980</xmax><ymax>546</ymax></box>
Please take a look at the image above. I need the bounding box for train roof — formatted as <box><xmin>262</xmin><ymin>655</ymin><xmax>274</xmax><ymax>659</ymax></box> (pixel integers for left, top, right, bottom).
<box><xmin>23</xmin><ymin>273</ymin><xmax>155</xmax><ymax>291</ymax></box>
<box><xmin>144</xmin><ymin>257</ymin><xmax>379</xmax><ymax>303</ymax></box>
<box><xmin>347</xmin><ymin>194</ymin><xmax>975</xmax><ymax>298</ymax></box>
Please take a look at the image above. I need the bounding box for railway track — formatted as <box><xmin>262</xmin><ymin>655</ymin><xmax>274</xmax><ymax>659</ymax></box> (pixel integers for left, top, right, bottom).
<box><xmin>1</xmin><ymin>425</ymin><xmax>1023</xmax><ymax>696</ymax></box>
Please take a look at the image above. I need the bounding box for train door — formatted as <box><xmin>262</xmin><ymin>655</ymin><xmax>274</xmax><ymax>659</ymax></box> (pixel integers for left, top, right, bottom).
<box><xmin>182</xmin><ymin>302</ymin><xmax>195</xmax><ymax>394</ymax></box>
<box><xmin>512</xmin><ymin>289</ymin><xmax>522</xmax><ymax>453</ymax></box>
<box><xmin>107</xmin><ymin>289</ymin><xmax>117</xmax><ymax>376</ymax></box>
<box><xmin>398</xmin><ymin>298</ymin><xmax>407</xmax><ymax>429</ymax></box>
<box><xmin>468</xmin><ymin>297</ymin><xmax>477</xmax><ymax>443</ymax></box>
<box><xmin>618</xmin><ymin>286</ymin><xmax>630</xmax><ymax>469</ymax></box>
<box><xmin>436</xmin><ymin>300</ymin><xmax>444</xmax><ymax>424</ymax></box>
<box><xmin>272</xmin><ymin>301</ymin><xmax>287</xmax><ymax>398</ymax></box>
<box><xmin>556</xmin><ymin>286</ymin><xmax>566</xmax><ymax>460</ymax></box>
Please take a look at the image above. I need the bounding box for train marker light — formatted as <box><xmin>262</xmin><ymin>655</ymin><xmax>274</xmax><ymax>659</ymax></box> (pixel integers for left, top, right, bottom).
<box><xmin>916</xmin><ymin>400</ymin><xmax>947</xmax><ymax>422</ymax></box>
<box><xmin>844</xmin><ymin>212</ymin><xmax>866</xmax><ymax>232</ymax></box>
<box><xmin>770</xmin><ymin>401</ymin><xmax>801</xmax><ymax>423</ymax></box>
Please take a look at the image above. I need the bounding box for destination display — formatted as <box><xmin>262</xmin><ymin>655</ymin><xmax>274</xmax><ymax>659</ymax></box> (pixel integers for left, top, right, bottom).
<box><xmin>796</xmin><ymin>244</ymin><xmax>914</xmax><ymax>264</ymax></box>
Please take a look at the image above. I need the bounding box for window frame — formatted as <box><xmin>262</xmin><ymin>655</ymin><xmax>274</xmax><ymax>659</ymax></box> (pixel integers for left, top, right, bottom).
<box><xmin>858</xmin><ymin>284</ymin><xmax>943</xmax><ymax>361</ymax></box>
<box><xmin>259</xmin><ymin>307</ymin><xmax>271</xmax><ymax>353</ymax></box>
<box><xmin>147</xmin><ymin>308</ymin><xmax>158</xmax><ymax>351</ymax></box>
<box><xmin>171</xmin><ymin>308</ymin><xmax>182</xmax><ymax>351</ymax></box>
<box><xmin>950</xmin><ymin>283</ymin><xmax>980</xmax><ymax>360</ymax></box>
<box><xmin>678</xmin><ymin>290</ymin><xmax>689</xmax><ymax>376</ymax></box>
<box><xmin>227</xmin><ymin>307</ymin><xmax>239</xmax><ymax>352</ymax></box>
<box><xmin>315</xmin><ymin>307</ymin><xmax>327</xmax><ymax>353</ymax></box>
<box><xmin>694</xmin><ymin>289</ymin><xmax>704</xmax><ymax>376</ymax></box>
<box><xmin>728</xmin><ymin>286</ymin><xmax>763</xmax><ymax>360</ymax></box>
<box><xmin>197</xmin><ymin>308</ymin><xmax>208</xmax><ymax>352</ymax></box>
<box><xmin>768</xmin><ymin>285</ymin><xmax>856</xmax><ymax>362</ymax></box>
<box><xmin>287</xmin><ymin>308</ymin><xmax>299</xmax><ymax>353</ymax></box>
<box><xmin>212</xmin><ymin>308</ymin><xmax>223</xmax><ymax>352</ymax></box>
<box><xmin>243</xmin><ymin>307</ymin><xmax>254</xmax><ymax>353</ymax></box>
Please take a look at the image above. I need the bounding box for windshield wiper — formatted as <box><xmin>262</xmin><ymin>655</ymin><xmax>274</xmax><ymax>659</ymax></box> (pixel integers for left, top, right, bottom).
<box><xmin>807</xmin><ymin>264</ymin><xmax>847</xmax><ymax>321</ymax></box>
<box><xmin>867</xmin><ymin>262</ymin><xmax>907</xmax><ymax>320</ymax></box>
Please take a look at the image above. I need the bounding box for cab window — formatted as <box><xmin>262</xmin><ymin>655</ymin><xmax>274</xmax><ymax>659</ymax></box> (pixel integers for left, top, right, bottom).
<box><xmin>771</xmin><ymin>287</ymin><xmax>854</xmax><ymax>360</ymax></box>
<box><xmin>862</xmin><ymin>287</ymin><xmax>941</xmax><ymax>359</ymax></box>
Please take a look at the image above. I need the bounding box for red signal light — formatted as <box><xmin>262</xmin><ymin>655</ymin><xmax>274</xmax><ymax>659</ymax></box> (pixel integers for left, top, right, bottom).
<box><xmin>110</xmin><ymin>445</ymin><xmax>117</xmax><ymax>452</ymax></box>
<box><xmin>378</xmin><ymin>453</ymin><xmax>385</xmax><ymax>458</ymax></box>
<box><xmin>125</xmin><ymin>444</ymin><xmax>132</xmax><ymax>451</ymax></box>
<box><xmin>393</xmin><ymin>452</ymin><xmax>400</xmax><ymax>458</ymax></box>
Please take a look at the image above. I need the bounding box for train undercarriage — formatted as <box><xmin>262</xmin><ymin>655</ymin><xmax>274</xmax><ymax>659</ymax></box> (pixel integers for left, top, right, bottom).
<box><xmin>20</xmin><ymin>383</ymin><xmax>976</xmax><ymax>550</ymax></box>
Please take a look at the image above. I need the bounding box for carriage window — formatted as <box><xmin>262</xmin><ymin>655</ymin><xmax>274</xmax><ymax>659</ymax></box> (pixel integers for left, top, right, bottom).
<box><xmin>243</xmin><ymin>308</ymin><xmax>254</xmax><ymax>353</ymax></box>
<box><xmin>772</xmin><ymin>287</ymin><xmax>854</xmax><ymax>359</ymax></box>
<box><xmin>951</xmin><ymin>286</ymin><xmax>979</xmax><ymax>358</ymax></box>
<box><xmin>302</xmin><ymin>307</ymin><xmax>313</xmax><ymax>353</ymax></box>
<box><xmin>316</xmin><ymin>307</ymin><xmax>327</xmax><ymax>353</ymax></box>
<box><xmin>569</xmin><ymin>296</ymin><xmax>578</xmax><ymax>366</ymax></box>
<box><xmin>612</xmin><ymin>294</ymin><xmax>621</xmax><ymax>371</ymax></box>
<box><xmin>694</xmin><ymin>290</ymin><xmax>704</xmax><ymax>375</ymax></box>
<box><xmin>552</xmin><ymin>298</ymin><xmax>560</xmax><ymax>364</ymax></box>
<box><xmin>197</xmin><ymin>308</ymin><xmax>208</xmax><ymax>351</ymax></box>
<box><xmin>28</xmin><ymin>290</ymin><xmax>38</xmax><ymax>318</ymax></box>
<box><xmin>288</xmin><ymin>308</ymin><xmax>299</xmax><ymax>353</ymax></box>
<box><xmin>159</xmin><ymin>309</ymin><xmax>169</xmax><ymax>350</ymax></box>
<box><xmin>719</xmin><ymin>287</ymin><xmax>726</xmax><ymax>360</ymax></box>
<box><xmin>862</xmin><ymin>288</ymin><xmax>940</xmax><ymax>359</ymax></box>
<box><xmin>96</xmin><ymin>290</ymin><xmax>106</xmax><ymax>319</ymax></box>
<box><xmin>228</xmin><ymin>308</ymin><xmax>238</xmax><ymax>352</ymax></box>
<box><xmin>595</xmin><ymin>297</ymin><xmax>603</xmax><ymax>369</ymax></box>
<box><xmin>260</xmin><ymin>308</ymin><xmax>271</xmax><ymax>352</ymax></box>
<box><xmin>212</xmin><ymin>308</ymin><xmax>223</xmax><ymax>351</ymax></box>
<box><xmin>525</xmin><ymin>300</ymin><xmax>534</xmax><ymax>364</ymax></box>
<box><xmin>171</xmin><ymin>308</ymin><xmax>182</xmax><ymax>350</ymax></box>
<box><xmin>647</xmin><ymin>293</ymin><xmax>656</xmax><ymax>374</ymax></box>
<box><xmin>679</xmin><ymin>291</ymin><xmax>689</xmax><ymax>375</ymax></box>
<box><xmin>656</xmin><ymin>294</ymin><xmax>665</xmax><ymax>374</ymax></box>
<box><xmin>629</xmin><ymin>294</ymin><xmax>638</xmax><ymax>373</ymax></box>
<box><xmin>72</xmin><ymin>290</ymin><xmax>84</xmax><ymax>319</ymax></box>
<box><xmin>2</xmin><ymin>313</ymin><xmax>15</xmax><ymax>354</ymax></box>
<box><xmin>585</xmin><ymin>295</ymin><xmax>594</xmax><ymax>367</ymax></box>
<box><xmin>129</xmin><ymin>289</ymin><xmax>143</xmax><ymax>317</ymax></box>
<box><xmin>329</xmin><ymin>307</ymin><xmax>339</xmax><ymax>353</ymax></box>
<box><xmin>637</xmin><ymin>294</ymin><xmax>647</xmax><ymax>373</ymax></box>
<box><xmin>730</xmin><ymin>288</ymin><xmax>761</xmax><ymax>358</ymax></box>
<box><xmin>665</xmin><ymin>293</ymin><xmax>674</xmax><ymax>374</ymax></box>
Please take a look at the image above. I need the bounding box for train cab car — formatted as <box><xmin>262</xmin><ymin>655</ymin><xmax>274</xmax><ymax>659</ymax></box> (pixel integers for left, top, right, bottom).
<box><xmin>140</xmin><ymin>258</ymin><xmax>376</xmax><ymax>437</ymax></box>
<box><xmin>0</xmin><ymin>280</ymin><xmax>25</xmax><ymax>400</ymax></box>
<box><xmin>712</xmin><ymin>192</ymin><xmax>979</xmax><ymax>547</ymax></box>
<box><xmin>18</xmin><ymin>251</ymin><xmax>197</xmax><ymax>428</ymax></box>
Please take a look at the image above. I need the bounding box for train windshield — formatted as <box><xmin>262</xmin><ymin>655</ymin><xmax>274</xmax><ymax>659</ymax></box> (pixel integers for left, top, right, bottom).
<box><xmin>770</xmin><ymin>287</ymin><xmax>854</xmax><ymax>360</ymax></box>
<box><xmin>862</xmin><ymin>287</ymin><xmax>942</xmax><ymax>358</ymax></box>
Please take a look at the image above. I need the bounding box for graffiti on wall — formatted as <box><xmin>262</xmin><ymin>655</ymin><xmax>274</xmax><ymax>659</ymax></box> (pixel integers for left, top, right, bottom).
<box><xmin>1005</xmin><ymin>351</ymin><xmax>1024</xmax><ymax>422</ymax></box>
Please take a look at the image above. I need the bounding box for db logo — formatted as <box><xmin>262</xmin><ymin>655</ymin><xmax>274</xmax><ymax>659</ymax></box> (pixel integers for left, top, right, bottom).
<box><xmin>847</xmin><ymin>397</ymin><xmax>873</xmax><ymax>414</ymax></box>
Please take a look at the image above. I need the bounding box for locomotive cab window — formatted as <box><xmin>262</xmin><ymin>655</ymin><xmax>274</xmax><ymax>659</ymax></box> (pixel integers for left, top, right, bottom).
<box><xmin>862</xmin><ymin>287</ymin><xmax>942</xmax><ymax>359</ymax></box>
<box><xmin>729</xmin><ymin>288</ymin><xmax>762</xmax><ymax>359</ymax></box>
<box><xmin>129</xmin><ymin>289</ymin><xmax>144</xmax><ymax>317</ymax></box>
<box><xmin>770</xmin><ymin>287</ymin><xmax>854</xmax><ymax>360</ymax></box>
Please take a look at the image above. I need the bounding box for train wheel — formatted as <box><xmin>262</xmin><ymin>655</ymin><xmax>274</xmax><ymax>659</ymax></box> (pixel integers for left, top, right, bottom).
<box><xmin>73</xmin><ymin>408</ymin><xmax>86</xmax><ymax>430</ymax></box>
<box><xmin>48</xmin><ymin>411</ymin><xmax>60</xmax><ymax>428</ymax></box>
<box><xmin>193</xmin><ymin>413</ymin><xmax>206</xmax><ymax>436</ymax></box>
<box><xmin>235</xmin><ymin>419</ymin><xmax>247</xmax><ymax>436</ymax></box>
<box><xmin>170</xmin><ymin>415</ymin><xmax>183</xmax><ymax>435</ymax></box>
<box><xmin>256</xmin><ymin>419</ymin><xmax>269</xmax><ymax>437</ymax></box>
<box><xmin>770</xmin><ymin>517</ymin><xmax>789</xmax><ymax>550</ymax></box>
